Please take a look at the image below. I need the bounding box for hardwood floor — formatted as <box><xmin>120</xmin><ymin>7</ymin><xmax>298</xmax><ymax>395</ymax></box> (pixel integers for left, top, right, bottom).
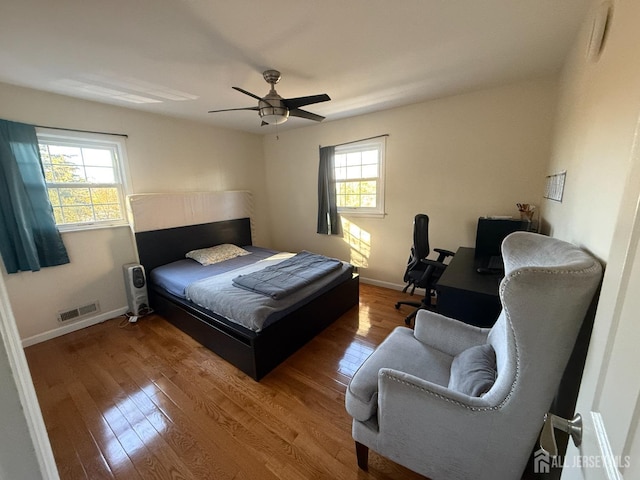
<box><xmin>25</xmin><ymin>284</ymin><xmax>427</xmax><ymax>480</ymax></box>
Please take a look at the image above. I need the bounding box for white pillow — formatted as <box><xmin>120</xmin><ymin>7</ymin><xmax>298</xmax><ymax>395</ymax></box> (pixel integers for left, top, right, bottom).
<box><xmin>186</xmin><ymin>244</ymin><xmax>250</xmax><ymax>266</ymax></box>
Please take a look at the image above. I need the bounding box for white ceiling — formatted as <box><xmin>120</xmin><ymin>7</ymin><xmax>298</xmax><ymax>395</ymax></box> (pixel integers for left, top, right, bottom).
<box><xmin>0</xmin><ymin>0</ymin><xmax>591</xmax><ymax>134</ymax></box>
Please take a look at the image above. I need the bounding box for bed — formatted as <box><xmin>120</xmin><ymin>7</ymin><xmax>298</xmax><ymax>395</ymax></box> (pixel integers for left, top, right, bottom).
<box><xmin>129</xmin><ymin>192</ymin><xmax>359</xmax><ymax>380</ymax></box>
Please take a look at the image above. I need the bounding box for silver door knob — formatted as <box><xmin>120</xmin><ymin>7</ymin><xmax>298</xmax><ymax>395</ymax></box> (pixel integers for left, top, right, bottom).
<box><xmin>539</xmin><ymin>413</ymin><xmax>583</xmax><ymax>457</ymax></box>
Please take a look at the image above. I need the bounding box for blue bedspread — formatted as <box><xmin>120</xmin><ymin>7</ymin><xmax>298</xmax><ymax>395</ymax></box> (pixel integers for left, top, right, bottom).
<box><xmin>150</xmin><ymin>246</ymin><xmax>277</xmax><ymax>298</ymax></box>
<box><xmin>232</xmin><ymin>250</ymin><xmax>342</xmax><ymax>299</ymax></box>
<box><xmin>185</xmin><ymin>252</ymin><xmax>353</xmax><ymax>332</ymax></box>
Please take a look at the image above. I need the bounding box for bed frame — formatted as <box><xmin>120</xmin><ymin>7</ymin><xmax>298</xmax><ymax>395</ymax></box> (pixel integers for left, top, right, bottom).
<box><xmin>135</xmin><ymin>217</ymin><xmax>359</xmax><ymax>380</ymax></box>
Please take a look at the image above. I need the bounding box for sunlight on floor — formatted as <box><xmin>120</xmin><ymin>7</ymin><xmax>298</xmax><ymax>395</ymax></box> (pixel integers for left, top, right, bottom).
<box><xmin>355</xmin><ymin>302</ymin><xmax>372</xmax><ymax>336</ymax></box>
<box><xmin>338</xmin><ymin>341</ymin><xmax>375</xmax><ymax>377</ymax></box>
<box><xmin>337</xmin><ymin>298</ymin><xmax>378</xmax><ymax>376</ymax></box>
<box><xmin>104</xmin><ymin>388</ymin><xmax>168</xmax><ymax>454</ymax></box>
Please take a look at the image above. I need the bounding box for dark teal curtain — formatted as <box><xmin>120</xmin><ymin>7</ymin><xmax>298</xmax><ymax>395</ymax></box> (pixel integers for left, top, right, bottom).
<box><xmin>317</xmin><ymin>145</ymin><xmax>341</xmax><ymax>235</ymax></box>
<box><xmin>0</xmin><ymin>120</ymin><xmax>69</xmax><ymax>273</ymax></box>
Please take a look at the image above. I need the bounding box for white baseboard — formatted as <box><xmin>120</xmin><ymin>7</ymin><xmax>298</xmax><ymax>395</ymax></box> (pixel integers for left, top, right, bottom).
<box><xmin>21</xmin><ymin>306</ymin><xmax>128</xmax><ymax>348</ymax></box>
<box><xmin>21</xmin><ymin>277</ymin><xmax>419</xmax><ymax>348</ymax></box>
<box><xmin>359</xmin><ymin>276</ymin><xmax>427</xmax><ymax>295</ymax></box>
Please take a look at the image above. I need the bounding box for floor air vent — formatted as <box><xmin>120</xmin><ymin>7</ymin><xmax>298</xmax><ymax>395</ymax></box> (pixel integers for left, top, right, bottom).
<box><xmin>58</xmin><ymin>301</ymin><xmax>100</xmax><ymax>323</ymax></box>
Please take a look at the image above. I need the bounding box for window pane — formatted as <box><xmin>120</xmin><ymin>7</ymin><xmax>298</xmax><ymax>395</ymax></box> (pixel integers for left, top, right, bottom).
<box><xmin>85</xmin><ymin>166</ymin><xmax>115</xmax><ymax>183</ymax></box>
<box><xmin>62</xmin><ymin>206</ymin><xmax>94</xmax><ymax>224</ymax></box>
<box><xmin>335</xmin><ymin>167</ymin><xmax>346</xmax><ymax>180</ymax></box>
<box><xmin>345</xmin><ymin>195</ymin><xmax>360</xmax><ymax>207</ymax></box>
<box><xmin>43</xmin><ymin>165</ymin><xmax>54</xmax><ymax>182</ymax></box>
<box><xmin>91</xmin><ymin>187</ymin><xmax>120</xmax><ymax>204</ymax></box>
<box><xmin>39</xmin><ymin>146</ymin><xmax>51</xmax><ymax>164</ymax></box>
<box><xmin>52</xmin><ymin>206</ymin><xmax>63</xmax><ymax>224</ymax></box>
<box><xmin>362</xmin><ymin>164</ymin><xmax>378</xmax><ymax>178</ymax></box>
<box><xmin>334</xmin><ymin>154</ymin><xmax>346</xmax><ymax>168</ymax></box>
<box><xmin>345</xmin><ymin>181</ymin><xmax>361</xmax><ymax>195</ymax></box>
<box><xmin>346</xmin><ymin>152</ymin><xmax>361</xmax><ymax>166</ymax></box>
<box><xmin>59</xmin><ymin>188</ymin><xmax>91</xmax><ymax>206</ymax></box>
<box><xmin>361</xmin><ymin>149</ymin><xmax>378</xmax><ymax>164</ymax></box>
<box><xmin>346</xmin><ymin>166</ymin><xmax>361</xmax><ymax>179</ymax></box>
<box><xmin>361</xmin><ymin>195</ymin><xmax>376</xmax><ymax>207</ymax></box>
<box><xmin>47</xmin><ymin>188</ymin><xmax>60</xmax><ymax>207</ymax></box>
<box><xmin>94</xmin><ymin>204</ymin><xmax>123</xmax><ymax>221</ymax></box>
<box><xmin>52</xmin><ymin>164</ymin><xmax>85</xmax><ymax>182</ymax></box>
<box><xmin>361</xmin><ymin>181</ymin><xmax>377</xmax><ymax>194</ymax></box>
<box><xmin>82</xmin><ymin>148</ymin><xmax>113</xmax><ymax>167</ymax></box>
<box><xmin>48</xmin><ymin>145</ymin><xmax>83</xmax><ymax>166</ymax></box>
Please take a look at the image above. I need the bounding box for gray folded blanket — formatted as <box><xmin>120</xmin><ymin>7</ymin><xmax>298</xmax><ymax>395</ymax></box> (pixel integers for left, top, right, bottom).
<box><xmin>232</xmin><ymin>250</ymin><xmax>342</xmax><ymax>299</ymax></box>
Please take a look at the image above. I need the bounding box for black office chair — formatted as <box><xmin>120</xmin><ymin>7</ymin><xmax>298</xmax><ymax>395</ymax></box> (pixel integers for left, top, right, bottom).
<box><xmin>395</xmin><ymin>214</ymin><xmax>454</xmax><ymax>325</ymax></box>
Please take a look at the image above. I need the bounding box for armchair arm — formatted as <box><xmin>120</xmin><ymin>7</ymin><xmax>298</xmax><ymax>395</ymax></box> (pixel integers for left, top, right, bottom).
<box><xmin>379</xmin><ymin>367</ymin><xmax>491</xmax><ymax>411</ymax></box>
<box><xmin>414</xmin><ymin>309</ymin><xmax>490</xmax><ymax>356</ymax></box>
<box><xmin>375</xmin><ymin>368</ymin><xmax>499</xmax><ymax>475</ymax></box>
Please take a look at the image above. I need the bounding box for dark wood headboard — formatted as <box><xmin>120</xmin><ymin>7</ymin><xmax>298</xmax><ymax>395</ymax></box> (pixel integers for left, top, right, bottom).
<box><xmin>135</xmin><ymin>217</ymin><xmax>252</xmax><ymax>273</ymax></box>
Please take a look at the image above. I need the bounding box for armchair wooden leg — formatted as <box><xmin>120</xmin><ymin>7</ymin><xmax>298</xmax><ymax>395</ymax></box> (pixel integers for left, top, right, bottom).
<box><xmin>355</xmin><ymin>441</ymin><xmax>369</xmax><ymax>470</ymax></box>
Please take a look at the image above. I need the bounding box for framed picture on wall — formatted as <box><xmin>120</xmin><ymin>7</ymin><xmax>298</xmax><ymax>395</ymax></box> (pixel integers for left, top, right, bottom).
<box><xmin>544</xmin><ymin>171</ymin><xmax>566</xmax><ymax>202</ymax></box>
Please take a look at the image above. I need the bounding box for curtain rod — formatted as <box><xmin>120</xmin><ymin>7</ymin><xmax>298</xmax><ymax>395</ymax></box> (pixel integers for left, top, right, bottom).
<box><xmin>34</xmin><ymin>124</ymin><xmax>129</xmax><ymax>138</ymax></box>
<box><xmin>320</xmin><ymin>134</ymin><xmax>388</xmax><ymax>149</ymax></box>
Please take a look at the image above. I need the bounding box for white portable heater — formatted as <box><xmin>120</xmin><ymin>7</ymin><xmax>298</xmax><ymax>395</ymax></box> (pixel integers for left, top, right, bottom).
<box><xmin>123</xmin><ymin>263</ymin><xmax>149</xmax><ymax>316</ymax></box>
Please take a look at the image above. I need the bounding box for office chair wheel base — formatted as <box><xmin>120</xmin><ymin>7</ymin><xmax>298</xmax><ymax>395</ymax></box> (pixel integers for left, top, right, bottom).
<box><xmin>404</xmin><ymin>308</ymin><xmax>420</xmax><ymax>326</ymax></box>
<box><xmin>395</xmin><ymin>303</ymin><xmax>401</xmax><ymax>310</ymax></box>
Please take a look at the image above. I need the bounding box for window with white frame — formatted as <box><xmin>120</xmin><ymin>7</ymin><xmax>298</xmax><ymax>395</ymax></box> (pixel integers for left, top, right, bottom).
<box><xmin>36</xmin><ymin>129</ymin><xmax>130</xmax><ymax>230</ymax></box>
<box><xmin>334</xmin><ymin>137</ymin><xmax>386</xmax><ymax>216</ymax></box>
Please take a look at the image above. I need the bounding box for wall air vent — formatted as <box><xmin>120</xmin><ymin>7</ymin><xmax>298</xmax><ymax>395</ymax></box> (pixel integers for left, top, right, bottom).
<box><xmin>58</xmin><ymin>301</ymin><xmax>100</xmax><ymax>323</ymax></box>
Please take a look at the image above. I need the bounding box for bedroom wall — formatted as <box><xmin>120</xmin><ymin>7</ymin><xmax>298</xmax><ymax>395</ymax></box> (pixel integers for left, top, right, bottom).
<box><xmin>0</xmin><ymin>82</ymin><xmax>268</xmax><ymax>342</ymax></box>
<box><xmin>262</xmin><ymin>77</ymin><xmax>558</xmax><ymax>288</ymax></box>
<box><xmin>537</xmin><ymin>1</ymin><xmax>640</xmax><ymax>474</ymax></box>
<box><xmin>541</xmin><ymin>0</ymin><xmax>640</xmax><ymax>261</ymax></box>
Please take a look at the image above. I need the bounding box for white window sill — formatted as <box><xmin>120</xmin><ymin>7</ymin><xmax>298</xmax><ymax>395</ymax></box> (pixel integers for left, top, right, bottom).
<box><xmin>58</xmin><ymin>222</ymin><xmax>131</xmax><ymax>233</ymax></box>
<box><xmin>338</xmin><ymin>211</ymin><xmax>386</xmax><ymax>219</ymax></box>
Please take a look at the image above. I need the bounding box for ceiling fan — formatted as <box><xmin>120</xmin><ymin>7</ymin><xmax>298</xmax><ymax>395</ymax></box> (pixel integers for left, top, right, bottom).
<box><xmin>208</xmin><ymin>69</ymin><xmax>330</xmax><ymax>125</ymax></box>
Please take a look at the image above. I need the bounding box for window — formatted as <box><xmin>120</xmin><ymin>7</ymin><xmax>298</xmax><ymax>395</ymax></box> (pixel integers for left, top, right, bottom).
<box><xmin>36</xmin><ymin>129</ymin><xmax>130</xmax><ymax>231</ymax></box>
<box><xmin>334</xmin><ymin>137</ymin><xmax>386</xmax><ymax>216</ymax></box>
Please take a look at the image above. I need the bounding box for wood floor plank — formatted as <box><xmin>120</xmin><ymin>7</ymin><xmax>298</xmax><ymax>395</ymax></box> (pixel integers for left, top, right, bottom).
<box><xmin>56</xmin><ymin>394</ymin><xmax>115</xmax><ymax>480</ymax></box>
<box><xmin>26</xmin><ymin>283</ymin><xmax>427</xmax><ymax>479</ymax></box>
<box><xmin>65</xmin><ymin>380</ymin><xmax>140</xmax><ymax>480</ymax></box>
<box><xmin>119</xmin><ymin>339</ymin><xmax>276</xmax><ymax>480</ymax></box>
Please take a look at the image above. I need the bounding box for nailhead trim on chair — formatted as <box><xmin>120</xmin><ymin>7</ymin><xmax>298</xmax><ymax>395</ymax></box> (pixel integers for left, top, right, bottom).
<box><xmin>381</xmin><ymin>371</ymin><xmax>504</xmax><ymax>411</ymax></box>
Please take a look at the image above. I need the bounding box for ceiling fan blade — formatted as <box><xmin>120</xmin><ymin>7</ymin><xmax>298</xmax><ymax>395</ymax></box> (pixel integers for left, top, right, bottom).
<box><xmin>232</xmin><ymin>86</ymin><xmax>263</xmax><ymax>101</ymax></box>
<box><xmin>283</xmin><ymin>94</ymin><xmax>330</xmax><ymax>110</ymax></box>
<box><xmin>289</xmin><ymin>108</ymin><xmax>325</xmax><ymax>122</ymax></box>
<box><xmin>208</xmin><ymin>106</ymin><xmax>259</xmax><ymax>113</ymax></box>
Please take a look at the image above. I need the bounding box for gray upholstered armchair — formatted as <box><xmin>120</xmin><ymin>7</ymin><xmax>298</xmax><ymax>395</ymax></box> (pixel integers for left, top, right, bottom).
<box><xmin>345</xmin><ymin>232</ymin><xmax>602</xmax><ymax>479</ymax></box>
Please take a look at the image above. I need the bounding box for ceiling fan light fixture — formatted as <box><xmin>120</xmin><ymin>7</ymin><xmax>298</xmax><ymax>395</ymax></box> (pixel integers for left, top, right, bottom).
<box><xmin>259</xmin><ymin>106</ymin><xmax>289</xmax><ymax>125</ymax></box>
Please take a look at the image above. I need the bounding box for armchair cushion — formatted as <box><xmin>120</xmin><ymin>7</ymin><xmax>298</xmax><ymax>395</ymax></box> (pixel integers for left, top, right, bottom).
<box><xmin>448</xmin><ymin>344</ymin><xmax>497</xmax><ymax>397</ymax></box>
<box><xmin>414</xmin><ymin>309</ymin><xmax>489</xmax><ymax>356</ymax></box>
<box><xmin>345</xmin><ymin>327</ymin><xmax>453</xmax><ymax>422</ymax></box>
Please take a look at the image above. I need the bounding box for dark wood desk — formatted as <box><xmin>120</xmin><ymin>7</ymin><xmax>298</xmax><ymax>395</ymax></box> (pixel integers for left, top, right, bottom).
<box><xmin>435</xmin><ymin>247</ymin><xmax>502</xmax><ymax>327</ymax></box>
